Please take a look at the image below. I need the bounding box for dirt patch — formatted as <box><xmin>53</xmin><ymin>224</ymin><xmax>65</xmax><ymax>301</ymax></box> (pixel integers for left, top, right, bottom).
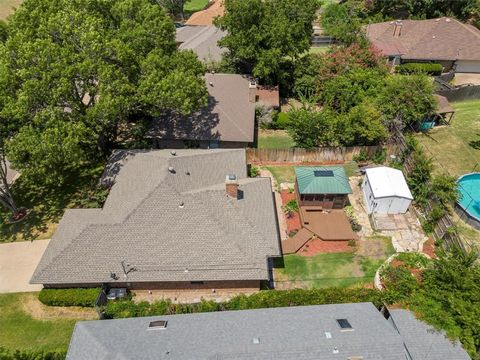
<box><xmin>356</xmin><ymin>237</ymin><xmax>390</xmax><ymax>258</ymax></box>
<box><xmin>422</xmin><ymin>238</ymin><xmax>436</xmax><ymax>258</ymax></box>
<box><xmin>298</xmin><ymin>238</ymin><xmax>354</xmax><ymax>256</ymax></box>
<box><xmin>21</xmin><ymin>293</ymin><xmax>97</xmax><ymax>320</ymax></box>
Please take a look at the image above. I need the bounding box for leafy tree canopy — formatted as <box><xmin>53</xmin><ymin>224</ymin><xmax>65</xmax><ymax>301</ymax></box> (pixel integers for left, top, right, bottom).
<box><xmin>216</xmin><ymin>0</ymin><xmax>319</xmax><ymax>84</ymax></box>
<box><xmin>376</xmin><ymin>74</ymin><xmax>437</xmax><ymax>130</ymax></box>
<box><xmin>1</xmin><ymin>0</ymin><xmax>208</xmax><ymax>185</ymax></box>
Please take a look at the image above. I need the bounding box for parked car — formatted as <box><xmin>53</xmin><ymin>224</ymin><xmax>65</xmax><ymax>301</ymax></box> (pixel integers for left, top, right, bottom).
<box><xmin>107</xmin><ymin>288</ymin><xmax>127</xmax><ymax>300</ymax></box>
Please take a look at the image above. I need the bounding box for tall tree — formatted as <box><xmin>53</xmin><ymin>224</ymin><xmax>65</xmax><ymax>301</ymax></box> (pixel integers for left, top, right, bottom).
<box><xmin>0</xmin><ymin>0</ymin><xmax>207</xmax><ymax>185</ymax></box>
<box><xmin>216</xmin><ymin>0</ymin><xmax>319</xmax><ymax>84</ymax></box>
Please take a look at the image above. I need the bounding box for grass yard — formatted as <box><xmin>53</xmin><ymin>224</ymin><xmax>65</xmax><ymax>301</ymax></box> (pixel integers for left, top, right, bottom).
<box><xmin>415</xmin><ymin>99</ymin><xmax>480</xmax><ymax>177</ymax></box>
<box><xmin>275</xmin><ymin>236</ymin><xmax>395</xmax><ymax>288</ymax></box>
<box><xmin>0</xmin><ymin>0</ymin><xmax>21</xmax><ymax>20</ymax></box>
<box><xmin>0</xmin><ymin>292</ymin><xmax>95</xmax><ymax>352</ymax></box>
<box><xmin>184</xmin><ymin>0</ymin><xmax>209</xmax><ymax>12</ymax></box>
<box><xmin>309</xmin><ymin>46</ymin><xmax>331</xmax><ymax>55</ymax></box>
<box><xmin>275</xmin><ymin>236</ymin><xmax>395</xmax><ymax>289</ymax></box>
<box><xmin>258</xmin><ymin>130</ymin><xmax>295</xmax><ymax>149</ymax></box>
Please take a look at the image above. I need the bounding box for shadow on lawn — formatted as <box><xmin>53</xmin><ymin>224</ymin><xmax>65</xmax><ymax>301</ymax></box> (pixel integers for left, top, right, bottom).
<box><xmin>468</xmin><ymin>134</ymin><xmax>480</xmax><ymax>150</ymax></box>
<box><xmin>0</xmin><ymin>164</ymin><xmax>107</xmax><ymax>242</ymax></box>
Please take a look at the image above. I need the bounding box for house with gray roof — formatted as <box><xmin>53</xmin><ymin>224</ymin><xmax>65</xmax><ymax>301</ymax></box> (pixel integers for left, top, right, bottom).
<box><xmin>31</xmin><ymin>149</ymin><xmax>281</xmax><ymax>292</ymax></box>
<box><xmin>147</xmin><ymin>73</ymin><xmax>256</xmax><ymax>149</ymax></box>
<box><xmin>176</xmin><ymin>25</ymin><xmax>226</xmax><ymax>63</ymax></box>
<box><xmin>66</xmin><ymin>302</ymin><xmax>470</xmax><ymax>360</ymax></box>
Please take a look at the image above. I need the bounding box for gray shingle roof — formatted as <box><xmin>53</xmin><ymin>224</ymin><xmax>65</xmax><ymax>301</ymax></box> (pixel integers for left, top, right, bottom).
<box><xmin>176</xmin><ymin>25</ymin><xmax>226</xmax><ymax>62</ymax></box>
<box><xmin>66</xmin><ymin>303</ymin><xmax>407</xmax><ymax>360</ymax></box>
<box><xmin>146</xmin><ymin>74</ymin><xmax>255</xmax><ymax>143</ymax></box>
<box><xmin>31</xmin><ymin>149</ymin><xmax>280</xmax><ymax>285</ymax></box>
<box><xmin>389</xmin><ymin>309</ymin><xmax>470</xmax><ymax>360</ymax></box>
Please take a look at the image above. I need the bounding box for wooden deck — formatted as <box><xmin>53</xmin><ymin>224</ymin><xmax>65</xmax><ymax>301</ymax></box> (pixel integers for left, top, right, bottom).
<box><xmin>300</xmin><ymin>207</ymin><xmax>358</xmax><ymax>241</ymax></box>
<box><xmin>281</xmin><ymin>228</ymin><xmax>314</xmax><ymax>254</ymax></box>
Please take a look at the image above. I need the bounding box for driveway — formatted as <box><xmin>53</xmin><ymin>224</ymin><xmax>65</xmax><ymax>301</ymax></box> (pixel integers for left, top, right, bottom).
<box><xmin>454</xmin><ymin>73</ymin><xmax>480</xmax><ymax>86</ymax></box>
<box><xmin>0</xmin><ymin>240</ymin><xmax>49</xmax><ymax>293</ymax></box>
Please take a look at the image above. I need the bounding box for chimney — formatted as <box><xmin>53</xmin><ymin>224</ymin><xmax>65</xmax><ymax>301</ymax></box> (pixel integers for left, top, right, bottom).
<box><xmin>393</xmin><ymin>20</ymin><xmax>402</xmax><ymax>37</ymax></box>
<box><xmin>249</xmin><ymin>80</ymin><xmax>257</xmax><ymax>103</ymax></box>
<box><xmin>225</xmin><ymin>174</ymin><xmax>238</xmax><ymax>199</ymax></box>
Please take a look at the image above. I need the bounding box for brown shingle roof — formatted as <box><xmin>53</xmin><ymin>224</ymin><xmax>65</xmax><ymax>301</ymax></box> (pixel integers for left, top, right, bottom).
<box><xmin>366</xmin><ymin>17</ymin><xmax>480</xmax><ymax>61</ymax></box>
<box><xmin>185</xmin><ymin>0</ymin><xmax>224</xmax><ymax>26</ymax></box>
<box><xmin>256</xmin><ymin>85</ymin><xmax>280</xmax><ymax>108</ymax></box>
<box><xmin>147</xmin><ymin>73</ymin><xmax>255</xmax><ymax>143</ymax></box>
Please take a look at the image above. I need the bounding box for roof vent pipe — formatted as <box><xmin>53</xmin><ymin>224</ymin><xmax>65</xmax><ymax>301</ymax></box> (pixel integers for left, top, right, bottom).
<box><xmin>170</xmin><ymin>150</ymin><xmax>176</xmax><ymax>156</ymax></box>
<box><xmin>168</xmin><ymin>166</ymin><xmax>175</xmax><ymax>173</ymax></box>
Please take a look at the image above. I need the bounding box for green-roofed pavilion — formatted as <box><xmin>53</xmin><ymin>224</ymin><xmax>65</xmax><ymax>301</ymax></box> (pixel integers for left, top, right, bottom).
<box><xmin>295</xmin><ymin>166</ymin><xmax>352</xmax><ymax>209</ymax></box>
<box><xmin>295</xmin><ymin>166</ymin><xmax>352</xmax><ymax>194</ymax></box>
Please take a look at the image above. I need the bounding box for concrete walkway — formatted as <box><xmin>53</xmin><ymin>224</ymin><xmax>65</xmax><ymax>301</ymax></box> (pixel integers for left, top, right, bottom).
<box><xmin>0</xmin><ymin>240</ymin><xmax>49</xmax><ymax>293</ymax></box>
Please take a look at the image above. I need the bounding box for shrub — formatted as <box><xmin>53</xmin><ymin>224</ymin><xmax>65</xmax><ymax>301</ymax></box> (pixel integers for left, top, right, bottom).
<box><xmin>248</xmin><ymin>165</ymin><xmax>260</xmax><ymax>178</ymax></box>
<box><xmin>397</xmin><ymin>62</ymin><xmax>443</xmax><ymax>76</ymax></box>
<box><xmin>396</xmin><ymin>252</ymin><xmax>430</xmax><ymax>269</ymax></box>
<box><xmin>102</xmin><ymin>287</ymin><xmax>387</xmax><ymax>319</ymax></box>
<box><xmin>345</xmin><ymin>205</ymin><xmax>361</xmax><ymax>232</ymax></box>
<box><xmin>38</xmin><ymin>288</ymin><xmax>100</xmax><ymax>307</ymax></box>
<box><xmin>274</xmin><ymin>112</ymin><xmax>290</xmax><ymax>130</ymax></box>
<box><xmin>0</xmin><ymin>347</ymin><xmax>66</xmax><ymax>360</ymax></box>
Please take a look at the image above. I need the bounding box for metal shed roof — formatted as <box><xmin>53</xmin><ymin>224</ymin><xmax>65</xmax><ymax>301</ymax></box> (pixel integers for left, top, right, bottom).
<box><xmin>295</xmin><ymin>166</ymin><xmax>352</xmax><ymax>195</ymax></box>
<box><xmin>365</xmin><ymin>166</ymin><xmax>413</xmax><ymax>200</ymax></box>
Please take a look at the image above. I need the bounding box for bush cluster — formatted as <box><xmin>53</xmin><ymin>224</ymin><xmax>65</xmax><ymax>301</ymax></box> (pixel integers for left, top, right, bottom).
<box><xmin>397</xmin><ymin>63</ymin><xmax>443</xmax><ymax>76</ymax></box>
<box><xmin>0</xmin><ymin>347</ymin><xmax>65</xmax><ymax>360</ymax></box>
<box><xmin>103</xmin><ymin>287</ymin><xmax>385</xmax><ymax>319</ymax></box>
<box><xmin>38</xmin><ymin>288</ymin><xmax>100</xmax><ymax>307</ymax></box>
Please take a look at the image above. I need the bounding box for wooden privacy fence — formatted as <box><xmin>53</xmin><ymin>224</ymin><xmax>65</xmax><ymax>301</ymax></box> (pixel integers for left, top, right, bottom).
<box><xmin>247</xmin><ymin>145</ymin><xmax>397</xmax><ymax>163</ymax></box>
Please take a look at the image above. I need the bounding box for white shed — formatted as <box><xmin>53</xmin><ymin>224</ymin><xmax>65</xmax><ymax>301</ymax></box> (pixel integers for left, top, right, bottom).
<box><xmin>362</xmin><ymin>167</ymin><xmax>413</xmax><ymax>214</ymax></box>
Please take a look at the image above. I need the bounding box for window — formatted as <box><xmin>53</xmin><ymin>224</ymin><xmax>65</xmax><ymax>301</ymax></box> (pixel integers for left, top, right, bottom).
<box><xmin>148</xmin><ymin>320</ymin><xmax>167</xmax><ymax>329</ymax></box>
<box><xmin>336</xmin><ymin>318</ymin><xmax>353</xmax><ymax>330</ymax></box>
<box><xmin>314</xmin><ymin>170</ymin><xmax>334</xmax><ymax>177</ymax></box>
<box><xmin>190</xmin><ymin>281</ymin><xmax>204</xmax><ymax>285</ymax></box>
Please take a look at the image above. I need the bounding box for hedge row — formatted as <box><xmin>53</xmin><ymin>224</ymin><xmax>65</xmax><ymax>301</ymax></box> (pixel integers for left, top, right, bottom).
<box><xmin>38</xmin><ymin>288</ymin><xmax>100</xmax><ymax>307</ymax></box>
<box><xmin>0</xmin><ymin>347</ymin><xmax>65</xmax><ymax>360</ymax></box>
<box><xmin>103</xmin><ymin>287</ymin><xmax>385</xmax><ymax>319</ymax></box>
<box><xmin>397</xmin><ymin>63</ymin><xmax>443</xmax><ymax>76</ymax></box>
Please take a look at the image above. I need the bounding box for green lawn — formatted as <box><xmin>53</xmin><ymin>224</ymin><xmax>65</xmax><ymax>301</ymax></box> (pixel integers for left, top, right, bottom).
<box><xmin>0</xmin><ymin>293</ymin><xmax>78</xmax><ymax>352</ymax></box>
<box><xmin>184</xmin><ymin>0</ymin><xmax>209</xmax><ymax>12</ymax></box>
<box><xmin>258</xmin><ymin>130</ymin><xmax>295</xmax><ymax>149</ymax></box>
<box><xmin>275</xmin><ymin>236</ymin><xmax>395</xmax><ymax>289</ymax></box>
<box><xmin>265</xmin><ymin>162</ymin><xmax>358</xmax><ymax>185</ymax></box>
<box><xmin>415</xmin><ymin>99</ymin><xmax>480</xmax><ymax>177</ymax></box>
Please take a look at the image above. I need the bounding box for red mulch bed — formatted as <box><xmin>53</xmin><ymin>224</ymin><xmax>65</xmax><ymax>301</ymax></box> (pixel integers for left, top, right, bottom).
<box><xmin>422</xmin><ymin>238</ymin><xmax>436</xmax><ymax>258</ymax></box>
<box><xmin>298</xmin><ymin>237</ymin><xmax>354</xmax><ymax>256</ymax></box>
<box><xmin>281</xmin><ymin>190</ymin><xmax>301</xmax><ymax>234</ymax></box>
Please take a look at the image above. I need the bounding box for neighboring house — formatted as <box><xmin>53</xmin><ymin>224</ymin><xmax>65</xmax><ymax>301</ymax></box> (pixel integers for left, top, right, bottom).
<box><xmin>146</xmin><ymin>73</ymin><xmax>256</xmax><ymax>149</ymax></box>
<box><xmin>66</xmin><ymin>302</ymin><xmax>470</xmax><ymax>360</ymax></box>
<box><xmin>362</xmin><ymin>166</ymin><xmax>413</xmax><ymax>215</ymax></box>
<box><xmin>31</xmin><ymin>149</ymin><xmax>281</xmax><ymax>293</ymax></box>
<box><xmin>366</xmin><ymin>17</ymin><xmax>480</xmax><ymax>73</ymax></box>
<box><xmin>295</xmin><ymin>166</ymin><xmax>352</xmax><ymax>209</ymax></box>
<box><xmin>176</xmin><ymin>25</ymin><xmax>226</xmax><ymax>63</ymax></box>
<box><xmin>185</xmin><ymin>0</ymin><xmax>224</xmax><ymax>26</ymax></box>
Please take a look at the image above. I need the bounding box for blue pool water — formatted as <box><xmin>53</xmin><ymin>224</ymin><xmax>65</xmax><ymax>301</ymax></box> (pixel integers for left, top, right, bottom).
<box><xmin>457</xmin><ymin>173</ymin><xmax>480</xmax><ymax>220</ymax></box>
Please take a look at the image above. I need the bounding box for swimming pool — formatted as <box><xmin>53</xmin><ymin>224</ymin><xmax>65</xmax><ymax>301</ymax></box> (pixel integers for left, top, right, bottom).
<box><xmin>457</xmin><ymin>173</ymin><xmax>480</xmax><ymax>230</ymax></box>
